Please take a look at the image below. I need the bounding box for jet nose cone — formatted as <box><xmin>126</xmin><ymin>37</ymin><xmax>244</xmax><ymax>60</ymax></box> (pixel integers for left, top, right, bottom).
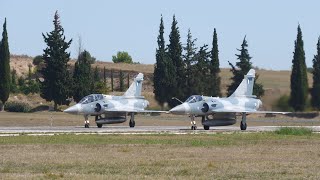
<box><xmin>169</xmin><ymin>104</ymin><xmax>186</xmax><ymax>114</ymax></box>
<box><xmin>64</xmin><ymin>104</ymin><xmax>80</xmax><ymax>114</ymax></box>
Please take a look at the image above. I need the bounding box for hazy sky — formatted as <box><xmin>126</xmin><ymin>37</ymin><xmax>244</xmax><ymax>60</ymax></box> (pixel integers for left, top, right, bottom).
<box><xmin>1</xmin><ymin>0</ymin><xmax>320</xmax><ymax>70</ymax></box>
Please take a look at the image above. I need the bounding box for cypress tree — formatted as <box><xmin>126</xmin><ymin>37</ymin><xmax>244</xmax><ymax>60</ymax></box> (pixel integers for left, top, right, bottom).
<box><xmin>93</xmin><ymin>66</ymin><xmax>100</xmax><ymax>82</ymax></box>
<box><xmin>73</xmin><ymin>50</ymin><xmax>92</xmax><ymax>102</ymax></box>
<box><xmin>0</xmin><ymin>18</ymin><xmax>10</xmax><ymax>110</ymax></box>
<box><xmin>119</xmin><ymin>70</ymin><xmax>124</xmax><ymax>91</ymax></box>
<box><xmin>290</xmin><ymin>25</ymin><xmax>308</xmax><ymax>111</ymax></box>
<box><xmin>227</xmin><ymin>36</ymin><xmax>264</xmax><ymax>97</ymax></box>
<box><xmin>154</xmin><ymin>15</ymin><xmax>169</xmax><ymax>108</ymax></box>
<box><xmin>127</xmin><ymin>73</ymin><xmax>130</xmax><ymax>88</ymax></box>
<box><xmin>167</xmin><ymin>15</ymin><xmax>184</xmax><ymax>107</ymax></box>
<box><xmin>311</xmin><ymin>37</ymin><xmax>320</xmax><ymax>110</ymax></box>
<box><xmin>209</xmin><ymin>28</ymin><xmax>221</xmax><ymax>97</ymax></box>
<box><xmin>28</xmin><ymin>64</ymin><xmax>32</xmax><ymax>81</ymax></box>
<box><xmin>91</xmin><ymin>66</ymin><xmax>100</xmax><ymax>93</ymax></box>
<box><xmin>10</xmin><ymin>69</ymin><xmax>18</xmax><ymax>93</ymax></box>
<box><xmin>111</xmin><ymin>69</ymin><xmax>114</xmax><ymax>92</ymax></box>
<box><xmin>41</xmin><ymin>11</ymin><xmax>72</xmax><ymax>110</ymax></box>
<box><xmin>103</xmin><ymin>66</ymin><xmax>106</xmax><ymax>84</ymax></box>
<box><xmin>183</xmin><ymin>29</ymin><xmax>197</xmax><ymax>99</ymax></box>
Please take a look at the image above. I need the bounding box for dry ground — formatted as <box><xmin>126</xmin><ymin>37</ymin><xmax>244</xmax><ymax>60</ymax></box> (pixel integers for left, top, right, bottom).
<box><xmin>0</xmin><ymin>133</ymin><xmax>320</xmax><ymax>179</ymax></box>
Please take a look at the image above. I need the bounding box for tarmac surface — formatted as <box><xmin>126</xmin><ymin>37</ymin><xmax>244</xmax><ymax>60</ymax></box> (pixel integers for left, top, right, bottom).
<box><xmin>0</xmin><ymin>125</ymin><xmax>320</xmax><ymax>136</ymax></box>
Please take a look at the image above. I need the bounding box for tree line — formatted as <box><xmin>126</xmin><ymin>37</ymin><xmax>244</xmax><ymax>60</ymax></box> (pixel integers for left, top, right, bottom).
<box><xmin>153</xmin><ymin>16</ymin><xmax>320</xmax><ymax>112</ymax></box>
<box><xmin>153</xmin><ymin>15</ymin><xmax>264</xmax><ymax>109</ymax></box>
<box><xmin>0</xmin><ymin>13</ymin><xmax>320</xmax><ymax>112</ymax></box>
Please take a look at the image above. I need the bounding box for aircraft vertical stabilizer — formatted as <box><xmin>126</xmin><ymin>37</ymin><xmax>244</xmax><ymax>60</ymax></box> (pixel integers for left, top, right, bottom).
<box><xmin>230</xmin><ymin>69</ymin><xmax>255</xmax><ymax>97</ymax></box>
<box><xmin>124</xmin><ymin>73</ymin><xmax>144</xmax><ymax>97</ymax></box>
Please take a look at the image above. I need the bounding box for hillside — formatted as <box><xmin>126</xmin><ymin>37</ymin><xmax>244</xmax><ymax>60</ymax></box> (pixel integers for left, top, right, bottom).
<box><xmin>9</xmin><ymin>55</ymin><xmax>311</xmax><ymax>110</ymax></box>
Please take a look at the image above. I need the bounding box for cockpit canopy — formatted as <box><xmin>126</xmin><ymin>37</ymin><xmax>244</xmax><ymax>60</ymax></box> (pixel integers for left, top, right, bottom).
<box><xmin>79</xmin><ymin>94</ymin><xmax>104</xmax><ymax>104</ymax></box>
<box><xmin>185</xmin><ymin>95</ymin><xmax>203</xmax><ymax>103</ymax></box>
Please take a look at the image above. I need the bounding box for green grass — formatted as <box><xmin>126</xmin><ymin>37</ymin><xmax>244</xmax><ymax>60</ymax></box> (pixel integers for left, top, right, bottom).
<box><xmin>0</xmin><ymin>132</ymin><xmax>317</xmax><ymax>146</ymax></box>
<box><xmin>274</xmin><ymin>127</ymin><xmax>313</xmax><ymax>136</ymax></box>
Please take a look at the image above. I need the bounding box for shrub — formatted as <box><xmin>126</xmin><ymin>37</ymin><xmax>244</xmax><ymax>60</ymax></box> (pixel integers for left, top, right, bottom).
<box><xmin>4</xmin><ymin>101</ymin><xmax>32</xmax><ymax>112</ymax></box>
<box><xmin>274</xmin><ymin>95</ymin><xmax>293</xmax><ymax>111</ymax></box>
<box><xmin>33</xmin><ymin>55</ymin><xmax>44</xmax><ymax>66</ymax></box>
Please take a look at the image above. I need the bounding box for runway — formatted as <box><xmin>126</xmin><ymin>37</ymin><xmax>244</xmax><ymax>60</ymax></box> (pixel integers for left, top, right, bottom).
<box><xmin>0</xmin><ymin>125</ymin><xmax>320</xmax><ymax>135</ymax></box>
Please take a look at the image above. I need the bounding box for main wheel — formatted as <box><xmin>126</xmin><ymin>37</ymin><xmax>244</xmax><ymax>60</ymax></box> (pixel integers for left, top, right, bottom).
<box><xmin>129</xmin><ymin>121</ymin><xmax>135</xmax><ymax>128</ymax></box>
<box><xmin>85</xmin><ymin>124</ymin><xmax>89</xmax><ymax>128</ymax></box>
<box><xmin>204</xmin><ymin>125</ymin><xmax>210</xmax><ymax>130</ymax></box>
<box><xmin>97</xmin><ymin>124</ymin><xmax>102</xmax><ymax>128</ymax></box>
<box><xmin>240</xmin><ymin>121</ymin><xmax>247</xmax><ymax>130</ymax></box>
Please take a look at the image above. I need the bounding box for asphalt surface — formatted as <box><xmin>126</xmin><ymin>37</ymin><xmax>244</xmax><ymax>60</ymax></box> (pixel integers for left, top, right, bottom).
<box><xmin>0</xmin><ymin>125</ymin><xmax>320</xmax><ymax>135</ymax></box>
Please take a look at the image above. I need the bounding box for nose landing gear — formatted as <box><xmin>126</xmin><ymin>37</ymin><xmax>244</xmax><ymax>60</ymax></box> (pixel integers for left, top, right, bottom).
<box><xmin>84</xmin><ymin>115</ymin><xmax>90</xmax><ymax>128</ymax></box>
<box><xmin>190</xmin><ymin>115</ymin><xmax>197</xmax><ymax>130</ymax></box>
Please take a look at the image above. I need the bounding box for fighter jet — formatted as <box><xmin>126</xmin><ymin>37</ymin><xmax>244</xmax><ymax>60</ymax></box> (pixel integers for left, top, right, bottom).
<box><xmin>64</xmin><ymin>73</ymin><xmax>162</xmax><ymax>128</ymax></box>
<box><xmin>169</xmin><ymin>69</ymin><xmax>287</xmax><ymax>130</ymax></box>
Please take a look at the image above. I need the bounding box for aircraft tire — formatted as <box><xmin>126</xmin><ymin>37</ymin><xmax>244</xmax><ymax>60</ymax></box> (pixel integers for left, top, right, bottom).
<box><xmin>85</xmin><ymin>124</ymin><xmax>89</xmax><ymax>128</ymax></box>
<box><xmin>129</xmin><ymin>121</ymin><xmax>135</xmax><ymax>128</ymax></box>
<box><xmin>191</xmin><ymin>125</ymin><xmax>197</xmax><ymax>130</ymax></box>
<box><xmin>203</xmin><ymin>125</ymin><xmax>210</xmax><ymax>130</ymax></box>
<box><xmin>240</xmin><ymin>121</ymin><xmax>247</xmax><ymax>130</ymax></box>
<box><xmin>97</xmin><ymin>124</ymin><xmax>102</xmax><ymax>128</ymax></box>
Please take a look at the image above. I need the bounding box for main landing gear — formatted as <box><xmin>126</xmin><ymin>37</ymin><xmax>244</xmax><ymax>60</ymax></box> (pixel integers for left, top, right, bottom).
<box><xmin>202</xmin><ymin>116</ymin><xmax>210</xmax><ymax>130</ymax></box>
<box><xmin>240</xmin><ymin>112</ymin><xmax>247</xmax><ymax>130</ymax></box>
<box><xmin>95</xmin><ymin>116</ymin><xmax>103</xmax><ymax>128</ymax></box>
<box><xmin>129</xmin><ymin>113</ymin><xmax>135</xmax><ymax>128</ymax></box>
<box><xmin>84</xmin><ymin>115</ymin><xmax>90</xmax><ymax>128</ymax></box>
<box><xmin>190</xmin><ymin>115</ymin><xmax>197</xmax><ymax>130</ymax></box>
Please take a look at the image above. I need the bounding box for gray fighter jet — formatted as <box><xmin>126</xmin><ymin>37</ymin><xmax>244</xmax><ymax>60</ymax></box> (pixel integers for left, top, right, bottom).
<box><xmin>169</xmin><ymin>69</ymin><xmax>287</xmax><ymax>130</ymax></box>
<box><xmin>64</xmin><ymin>73</ymin><xmax>161</xmax><ymax>128</ymax></box>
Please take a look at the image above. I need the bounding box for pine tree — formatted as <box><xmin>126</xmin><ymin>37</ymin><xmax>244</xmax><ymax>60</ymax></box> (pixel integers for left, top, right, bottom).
<box><xmin>290</xmin><ymin>25</ymin><xmax>308</xmax><ymax>111</ymax></box>
<box><xmin>0</xmin><ymin>18</ymin><xmax>11</xmax><ymax>110</ymax></box>
<box><xmin>183</xmin><ymin>29</ymin><xmax>197</xmax><ymax>99</ymax></box>
<box><xmin>192</xmin><ymin>45</ymin><xmax>211</xmax><ymax>95</ymax></box>
<box><xmin>119</xmin><ymin>70</ymin><xmax>124</xmax><ymax>91</ymax></box>
<box><xmin>41</xmin><ymin>11</ymin><xmax>72</xmax><ymax>110</ymax></box>
<box><xmin>311</xmin><ymin>37</ymin><xmax>320</xmax><ymax>110</ymax></box>
<box><xmin>227</xmin><ymin>36</ymin><xmax>264</xmax><ymax>97</ymax></box>
<box><xmin>167</xmin><ymin>15</ymin><xmax>184</xmax><ymax>107</ymax></box>
<box><xmin>154</xmin><ymin>15</ymin><xmax>169</xmax><ymax>108</ymax></box>
<box><xmin>73</xmin><ymin>50</ymin><xmax>92</xmax><ymax>102</ymax></box>
<box><xmin>209</xmin><ymin>28</ymin><xmax>221</xmax><ymax>97</ymax></box>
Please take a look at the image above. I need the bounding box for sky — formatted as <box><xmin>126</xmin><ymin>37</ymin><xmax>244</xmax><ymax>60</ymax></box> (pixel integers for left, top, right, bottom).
<box><xmin>1</xmin><ymin>0</ymin><xmax>320</xmax><ymax>70</ymax></box>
